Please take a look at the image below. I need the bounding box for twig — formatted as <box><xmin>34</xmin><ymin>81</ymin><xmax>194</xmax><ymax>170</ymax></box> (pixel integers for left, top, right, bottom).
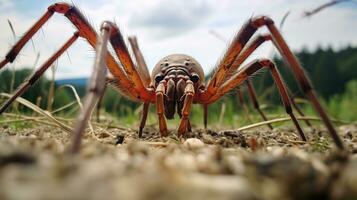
<box><xmin>279</xmin><ymin>11</ymin><xmax>291</xmax><ymax>29</ymax></box>
<box><xmin>209</xmin><ymin>30</ymin><xmax>227</xmax><ymax>43</ymax></box>
<box><xmin>70</xmin><ymin>23</ymin><xmax>110</xmax><ymax>154</ymax></box>
<box><xmin>302</xmin><ymin>0</ymin><xmax>353</xmax><ymax>18</ymax></box>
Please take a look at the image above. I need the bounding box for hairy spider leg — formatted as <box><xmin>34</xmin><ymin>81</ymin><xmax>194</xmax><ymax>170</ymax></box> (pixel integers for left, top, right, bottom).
<box><xmin>0</xmin><ymin>3</ymin><xmax>151</xmax><ymax>102</ymax></box>
<box><xmin>128</xmin><ymin>36</ymin><xmax>151</xmax><ymax>137</ymax></box>
<box><xmin>105</xmin><ymin>22</ymin><xmax>153</xmax><ymax>100</ymax></box>
<box><xmin>230</xmin><ymin>34</ymin><xmax>312</xmax><ymax>127</ymax></box>
<box><xmin>128</xmin><ymin>36</ymin><xmax>151</xmax><ymax>87</ymax></box>
<box><xmin>199</xmin><ymin>16</ymin><xmax>342</xmax><ymax>149</ymax></box>
<box><xmin>0</xmin><ymin>32</ymin><xmax>79</xmax><ymax>113</ymax></box>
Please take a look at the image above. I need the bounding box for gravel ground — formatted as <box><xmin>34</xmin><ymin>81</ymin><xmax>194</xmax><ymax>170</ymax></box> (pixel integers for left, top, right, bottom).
<box><xmin>0</xmin><ymin>123</ymin><xmax>356</xmax><ymax>200</ymax></box>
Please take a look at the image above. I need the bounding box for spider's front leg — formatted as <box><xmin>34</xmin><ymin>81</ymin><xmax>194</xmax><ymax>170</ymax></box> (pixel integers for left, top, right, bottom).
<box><xmin>155</xmin><ymin>80</ymin><xmax>168</xmax><ymax>136</ymax></box>
<box><xmin>177</xmin><ymin>80</ymin><xmax>195</xmax><ymax>136</ymax></box>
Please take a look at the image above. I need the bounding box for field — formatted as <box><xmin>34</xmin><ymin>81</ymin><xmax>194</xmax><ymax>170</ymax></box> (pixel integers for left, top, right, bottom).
<box><xmin>0</xmin><ymin>116</ymin><xmax>356</xmax><ymax>200</ymax></box>
<box><xmin>0</xmin><ymin>66</ymin><xmax>356</xmax><ymax>200</ymax></box>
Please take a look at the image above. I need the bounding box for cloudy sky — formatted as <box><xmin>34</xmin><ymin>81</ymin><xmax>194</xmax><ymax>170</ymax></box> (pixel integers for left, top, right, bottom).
<box><xmin>0</xmin><ymin>0</ymin><xmax>356</xmax><ymax>79</ymax></box>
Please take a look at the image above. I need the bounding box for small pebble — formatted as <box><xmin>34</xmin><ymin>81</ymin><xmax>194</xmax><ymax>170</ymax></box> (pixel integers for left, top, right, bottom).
<box><xmin>183</xmin><ymin>138</ymin><xmax>204</xmax><ymax>150</ymax></box>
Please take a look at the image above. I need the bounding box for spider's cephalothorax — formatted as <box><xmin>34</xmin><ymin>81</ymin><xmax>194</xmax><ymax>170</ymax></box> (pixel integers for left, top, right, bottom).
<box><xmin>151</xmin><ymin>54</ymin><xmax>204</xmax><ymax>119</ymax></box>
<box><xmin>0</xmin><ymin>2</ymin><xmax>345</xmax><ymax>152</ymax></box>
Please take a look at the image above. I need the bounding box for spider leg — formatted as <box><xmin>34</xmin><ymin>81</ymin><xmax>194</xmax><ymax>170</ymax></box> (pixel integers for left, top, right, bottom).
<box><xmin>200</xmin><ymin>16</ymin><xmax>342</xmax><ymax>149</ymax></box>
<box><xmin>201</xmin><ymin>34</ymin><xmax>294</xmax><ymax>130</ymax></box>
<box><xmin>139</xmin><ymin>102</ymin><xmax>150</xmax><ymax>137</ymax></box>
<box><xmin>187</xmin><ymin>119</ymin><xmax>192</xmax><ymax>132</ymax></box>
<box><xmin>71</xmin><ymin>22</ymin><xmax>112</xmax><ymax>154</ymax></box>
<box><xmin>156</xmin><ymin>81</ymin><xmax>168</xmax><ymax>136</ymax></box>
<box><xmin>0</xmin><ymin>3</ymin><xmax>149</xmax><ymax>101</ymax></box>
<box><xmin>259</xmin><ymin>17</ymin><xmax>342</xmax><ymax>148</ymax></box>
<box><xmin>128</xmin><ymin>36</ymin><xmax>151</xmax><ymax>87</ymax></box>
<box><xmin>231</xmin><ymin>34</ymin><xmax>274</xmax><ymax>129</ymax></box>
<box><xmin>200</xmin><ymin>18</ymin><xmax>268</xmax><ymax>101</ymax></box>
<box><xmin>203</xmin><ymin>104</ymin><xmax>208</xmax><ymax>129</ymax></box>
<box><xmin>206</xmin><ymin>59</ymin><xmax>306</xmax><ymax>141</ymax></box>
<box><xmin>105</xmin><ymin>22</ymin><xmax>153</xmax><ymax>100</ymax></box>
<box><xmin>0</xmin><ymin>8</ymin><xmax>54</xmax><ymax>70</ymax></box>
<box><xmin>246</xmin><ymin>80</ymin><xmax>274</xmax><ymax>130</ymax></box>
<box><xmin>128</xmin><ymin>36</ymin><xmax>152</xmax><ymax>137</ymax></box>
<box><xmin>231</xmin><ymin>34</ymin><xmax>312</xmax><ymax>127</ymax></box>
<box><xmin>177</xmin><ymin>80</ymin><xmax>195</xmax><ymax>136</ymax></box>
<box><xmin>0</xmin><ymin>32</ymin><xmax>79</xmax><ymax>114</ymax></box>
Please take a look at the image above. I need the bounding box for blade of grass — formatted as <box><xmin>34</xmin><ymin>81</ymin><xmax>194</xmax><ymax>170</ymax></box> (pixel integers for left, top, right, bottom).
<box><xmin>237</xmin><ymin>116</ymin><xmax>349</xmax><ymax>131</ymax></box>
<box><xmin>0</xmin><ymin>92</ymin><xmax>73</xmax><ymax>132</ymax></box>
<box><xmin>47</xmin><ymin>62</ymin><xmax>58</xmax><ymax>111</ymax></box>
<box><xmin>56</xmin><ymin>84</ymin><xmax>83</xmax><ymax>109</ymax></box>
<box><xmin>55</xmin><ymin>84</ymin><xmax>94</xmax><ymax>133</ymax></box>
<box><xmin>51</xmin><ymin>100</ymin><xmax>77</xmax><ymax>114</ymax></box>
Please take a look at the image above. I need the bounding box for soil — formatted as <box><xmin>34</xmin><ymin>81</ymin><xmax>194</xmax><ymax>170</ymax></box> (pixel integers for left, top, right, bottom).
<box><xmin>0</xmin><ymin>123</ymin><xmax>357</xmax><ymax>200</ymax></box>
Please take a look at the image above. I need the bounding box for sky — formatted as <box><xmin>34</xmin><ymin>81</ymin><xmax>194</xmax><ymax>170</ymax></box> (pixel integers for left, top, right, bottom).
<box><xmin>0</xmin><ymin>0</ymin><xmax>356</xmax><ymax>79</ymax></box>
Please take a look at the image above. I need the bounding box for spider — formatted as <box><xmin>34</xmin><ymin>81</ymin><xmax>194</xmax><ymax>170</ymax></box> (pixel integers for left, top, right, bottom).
<box><xmin>0</xmin><ymin>2</ymin><xmax>344</xmax><ymax>152</ymax></box>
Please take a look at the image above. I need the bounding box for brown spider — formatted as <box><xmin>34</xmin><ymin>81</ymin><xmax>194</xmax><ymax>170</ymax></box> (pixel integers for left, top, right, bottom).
<box><xmin>0</xmin><ymin>2</ymin><xmax>344</xmax><ymax>153</ymax></box>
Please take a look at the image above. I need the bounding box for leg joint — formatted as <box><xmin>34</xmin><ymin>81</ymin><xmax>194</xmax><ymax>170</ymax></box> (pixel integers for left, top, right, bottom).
<box><xmin>258</xmin><ymin>58</ymin><xmax>275</xmax><ymax>69</ymax></box>
<box><xmin>49</xmin><ymin>2</ymin><xmax>72</xmax><ymax>14</ymax></box>
<box><xmin>251</xmin><ymin>16</ymin><xmax>274</xmax><ymax>28</ymax></box>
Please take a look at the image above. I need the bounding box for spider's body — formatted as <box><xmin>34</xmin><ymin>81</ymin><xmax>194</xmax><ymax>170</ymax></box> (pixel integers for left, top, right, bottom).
<box><xmin>151</xmin><ymin>54</ymin><xmax>204</xmax><ymax>119</ymax></box>
<box><xmin>0</xmin><ymin>2</ymin><xmax>345</xmax><ymax>152</ymax></box>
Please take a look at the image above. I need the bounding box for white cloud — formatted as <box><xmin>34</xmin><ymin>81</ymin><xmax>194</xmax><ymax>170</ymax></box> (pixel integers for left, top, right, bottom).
<box><xmin>0</xmin><ymin>0</ymin><xmax>356</xmax><ymax>79</ymax></box>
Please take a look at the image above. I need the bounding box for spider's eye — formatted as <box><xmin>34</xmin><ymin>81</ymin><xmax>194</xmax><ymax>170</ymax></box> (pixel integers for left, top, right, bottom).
<box><xmin>155</xmin><ymin>74</ymin><xmax>164</xmax><ymax>82</ymax></box>
<box><xmin>190</xmin><ymin>74</ymin><xmax>200</xmax><ymax>83</ymax></box>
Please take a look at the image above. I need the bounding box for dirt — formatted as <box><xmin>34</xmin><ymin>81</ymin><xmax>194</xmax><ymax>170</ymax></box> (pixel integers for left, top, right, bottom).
<box><xmin>0</xmin><ymin>123</ymin><xmax>357</xmax><ymax>200</ymax></box>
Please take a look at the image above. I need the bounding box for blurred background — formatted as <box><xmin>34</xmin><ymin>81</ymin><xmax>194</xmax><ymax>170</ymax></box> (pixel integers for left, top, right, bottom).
<box><xmin>0</xmin><ymin>0</ymin><xmax>356</xmax><ymax>128</ymax></box>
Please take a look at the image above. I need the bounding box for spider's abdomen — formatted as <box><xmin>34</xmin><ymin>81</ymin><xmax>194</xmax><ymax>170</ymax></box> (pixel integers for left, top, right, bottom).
<box><xmin>151</xmin><ymin>54</ymin><xmax>204</xmax><ymax>119</ymax></box>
